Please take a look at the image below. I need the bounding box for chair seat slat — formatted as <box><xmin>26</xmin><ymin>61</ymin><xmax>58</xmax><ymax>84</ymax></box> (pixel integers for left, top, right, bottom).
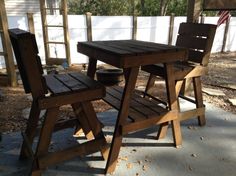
<box><xmin>69</xmin><ymin>72</ymin><xmax>102</xmax><ymax>89</ymax></box>
<box><xmin>45</xmin><ymin>74</ymin><xmax>71</xmax><ymax>94</ymax></box>
<box><xmin>54</xmin><ymin>74</ymin><xmax>87</xmax><ymax>91</ymax></box>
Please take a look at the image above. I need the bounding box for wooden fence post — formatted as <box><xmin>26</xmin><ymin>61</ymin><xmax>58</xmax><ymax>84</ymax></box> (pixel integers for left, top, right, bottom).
<box><xmin>168</xmin><ymin>13</ymin><xmax>175</xmax><ymax>45</ymax></box>
<box><xmin>221</xmin><ymin>19</ymin><xmax>230</xmax><ymax>53</ymax></box>
<box><xmin>86</xmin><ymin>12</ymin><xmax>92</xmax><ymax>41</ymax></box>
<box><xmin>27</xmin><ymin>13</ymin><xmax>35</xmax><ymax>34</ymax></box>
<box><xmin>132</xmin><ymin>14</ymin><xmax>137</xmax><ymax>40</ymax></box>
<box><xmin>200</xmin><ymin>13</ymin><xmax>205</xmax><ymax>24</ymax></box>
<box><xmin>0</xmin><ymin>0</ymin><xmax>17</xmax><ymax>86</ymax></box>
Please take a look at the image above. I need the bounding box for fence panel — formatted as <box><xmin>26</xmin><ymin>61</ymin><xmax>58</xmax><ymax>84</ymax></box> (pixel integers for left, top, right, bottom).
<box><xmin>172</xmin><ymin>16</ymin><xmax>187</xmax><ymax>45</ymax></box>
<box><xmin>137</xmin><ymin>16</ymin><xmax>170</xmax><ymax>44</ymax></box>
<box><xmin>226</xmin><ymin>17</ymin><xmax>236</xmax><ymax>52</ymax></box>
<box><xmin>1</xmin><ymin>15</ymin><xmax>236</xmax><ymax>69</ymax></box>
<box><xmin>92</xmin><ymin>16</ymin><xmax>133</xmax><ymax>41</ymax></box>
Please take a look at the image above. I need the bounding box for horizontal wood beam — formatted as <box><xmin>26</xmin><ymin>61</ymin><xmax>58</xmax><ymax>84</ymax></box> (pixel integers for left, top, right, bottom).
<box><xmin>38</xmin><ymin>137</ymin><xmax>106</xmax><ymax>168</ymax></box>
<box><xmin>121</xmin><ymin>111</ymin><xmax>177</xmax><ymax>135</ymax></box>
<box><xmin>203</xmin><ymin>0</ymin><xmax>236</xmax><ymax>10</ymax></box>
<box><xmin>179</xmin><ymin>107</ymin><xmax>205</xmax><ymax>121</ymax></box>
<box><xmin>38</xmin><ymin>88</ymin><xmax>105</xmax><ymax>109</ymax></box>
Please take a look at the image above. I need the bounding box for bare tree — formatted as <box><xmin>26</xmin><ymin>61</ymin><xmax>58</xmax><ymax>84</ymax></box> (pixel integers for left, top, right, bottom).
<box><xmin>160</xmin><ymin>0</ymin><xmax>170</xmax><ymax>16</ymax></box>
<box><xmin>140</xmin><ymin>0</ymin><xmax>145</xmax><ymax>15</ymax></box>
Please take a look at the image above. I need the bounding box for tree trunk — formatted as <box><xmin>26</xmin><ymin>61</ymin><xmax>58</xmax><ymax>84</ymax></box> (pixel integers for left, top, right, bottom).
<box><xmin>140</xmin><ymin>0</ymin><xmax>145</xmax><ymax>15</ymax></box>
<box><xmin>160</xmin><ymin>0</ymin><xmax>170</xmax><ymax>16</ymax></box>
<box><xmin>160</xmin><ymin>0</ymin><xmax>164</xmax><ymax>15</ymax></box>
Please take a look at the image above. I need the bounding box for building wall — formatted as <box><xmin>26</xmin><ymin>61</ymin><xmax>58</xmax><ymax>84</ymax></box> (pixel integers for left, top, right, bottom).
<box><xmin>5</xmin><ymin>0</ymin><xmax>40</xmax><ymax>15</ymax></box>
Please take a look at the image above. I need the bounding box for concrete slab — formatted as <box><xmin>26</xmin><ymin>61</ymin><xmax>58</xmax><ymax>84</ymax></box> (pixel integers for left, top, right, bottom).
<box><xmin>0</xmin><ymin>102</ymin><xmax>236</xmax><ymax>176</ymax></box>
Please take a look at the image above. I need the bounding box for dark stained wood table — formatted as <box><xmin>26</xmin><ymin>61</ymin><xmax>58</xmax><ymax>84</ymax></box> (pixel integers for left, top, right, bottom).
<box><xmin>77</xmin><ymin>40</ymin><xmax>188</xmax><ymax>174</ymax></box>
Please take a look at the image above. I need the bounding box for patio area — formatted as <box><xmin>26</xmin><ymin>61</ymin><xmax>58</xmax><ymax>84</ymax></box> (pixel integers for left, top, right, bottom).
<box><xmin>1</xmin><ymin>100</ymin><xmax>235</xmax><ymax>176</ymax></box>
<box><xmin>0</xmin><ymin>1</ymin><xmax>236</xmax><ymax>175</ymax></box>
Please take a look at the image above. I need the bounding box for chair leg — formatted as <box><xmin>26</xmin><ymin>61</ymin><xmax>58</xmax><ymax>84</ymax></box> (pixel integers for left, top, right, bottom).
<box><xmin>193</xmin><ymin>77</ymin><xmax>206</xmax><ymax>126</ymax></box>
<box><xmin>180</xmin><ymin>78</ymin><xmax>192</xmax><ymax>96</ymax></box>
<box><xmin>72</xmin><ymin>103</ymin><xmax>94</xmax><ymax>140</ymax></box>
<box><xmin>171</xmin><ymin>119</ymin><xmax>182</xmax><ymax>148</ymax></box>
<box><xmin>157</xmin><ymin>80</ymin><xmax>184</xmax><ymax>141</ymax></box>
<box><xmin>144</xmin><ymin>74</ymin><xmax>156</xmax><ymax>96</ymax></box>
<box><xmin>175</xmin><ymin>80</ymin><xmax>184</xmax><ymax>110</ymax></box>
<box><xmin>81</xmin><ymin>102</ymin><xmax>109</xmax><ymax>160</ymax></box>
<box><xmin>20</xmin><ymin>100</ymin><xmax>40</xmax><ymax>160</ymax></box>
<box><xmin>30</xmin><ymin>107</ymin><xmax>59</xmax><ymax>176</ymax></box>
<box><xmin>157</xmin><ymin>122</ymin><xmax>169</xmax><ymax>139</ymax></box>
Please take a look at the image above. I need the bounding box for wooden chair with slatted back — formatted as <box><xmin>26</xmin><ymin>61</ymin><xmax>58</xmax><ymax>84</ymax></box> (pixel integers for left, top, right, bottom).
<box><xmin>141</xmin><ymin>23</ymin><xmax>216</xmax><ymax>137</ymax></box>
<box><xmin>9</xmin><ymin>28</ymin><xmax>108</xmax><ymax>176</ymax></box>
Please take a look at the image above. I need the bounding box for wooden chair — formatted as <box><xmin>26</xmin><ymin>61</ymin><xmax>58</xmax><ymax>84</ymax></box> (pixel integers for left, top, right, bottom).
<box><xmin>9</xmin><ymin>28</ymin><xmax>108</xmax><ymax>176</ymax></box>
<box><xmin>142</xmin><ymin>23</ymin><xmax>216</xmax><ymax>136</ymax></box>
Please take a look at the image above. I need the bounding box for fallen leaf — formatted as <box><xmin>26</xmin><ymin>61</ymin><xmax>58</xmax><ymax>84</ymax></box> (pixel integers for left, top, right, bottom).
<box><xmin>105</xmin><ymin>135</ymin><xmax>113</xmax><ymax>143</ymax></box>
<box><xmin>132</xmin><ymin>149</ymin><xmax>137</xmax><ymax>152</ymax></box>
<box><xmin>142</xmin><ymin>165</ymin><xmax>148</xmax><ymax>171</ymax></box>
<box><xmin>137</xmin><ymin>160</ymin><xmax>142</xmax><ymax>165</ymax></box>
<box><xmin>191</xmin><ymin>154</ymin><xmax>197</xmax><ymax>157</ymax></box>
<box><xmin>126</xmin><ymin>163</ymin><xmax>132</xmax><ymax>169</ymax></box>
<box><xmin>119</xmin><ymin>156</ymin><xmax>128</xmax><ymax>161</ymax></box>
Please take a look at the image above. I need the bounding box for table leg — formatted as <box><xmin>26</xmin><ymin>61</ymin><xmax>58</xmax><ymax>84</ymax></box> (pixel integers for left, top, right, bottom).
<box><xmin>87</xmin><ymin>57</ymin><xmax>97</xmax><ymax>78</ymax></box>
<box><xmin>193</xmin><ymin>77</ymin><xmax>206</xmax><ymax>126</ymax></box>
<box><xmin>105</xmin><ymin>67</ymin><xmax>139</xmax><ymax>174</ymax></box>
<box><xmin>157</xmin><ymin>122</ymin><xmax>169</xmax><ymax>139</ymax></box>
<box><xmin>144</xmin><ymin>73</ymin><xmax>156</xmax><ymax>96</ymax></box>
<box><xmin>158</xmin><ymin>63</ymin><xmax>182</xmax><ymax>147</ymax></box>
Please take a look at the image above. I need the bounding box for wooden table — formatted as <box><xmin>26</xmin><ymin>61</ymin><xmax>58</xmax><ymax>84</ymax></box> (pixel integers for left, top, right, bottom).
<box><xmin>77</xmin><ymin>40</ymin><xmax>188</xmax><ymax>174</ymax></box>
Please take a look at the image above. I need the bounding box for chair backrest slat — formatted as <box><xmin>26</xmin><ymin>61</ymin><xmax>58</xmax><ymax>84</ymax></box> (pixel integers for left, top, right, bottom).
<box><xmin>177</xmin><ymin>36</ymin><xmax>208</xmax><ymax>51</ymax></box>
<box><xmin>9</xmin><ymin>28</ymin><xmax>47</xmax><ymax>98</ymax></box>
<box><xmin>176</xmin><ymin>23</ymin><xmax>217</xmax><ymax>66</ymax></box>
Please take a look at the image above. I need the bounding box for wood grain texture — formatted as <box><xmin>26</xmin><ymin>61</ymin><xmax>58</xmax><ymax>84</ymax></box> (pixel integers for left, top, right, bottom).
<box><xmin>79</xmin><ymin>39</ymin><xmax>187</xmax><ymax>174</ymax></box>
<box><xmin>9</xmin><ymin>29</ymin><xmax>107</xmax><ymax>176</ymax></box>
<box><xmin>77</xmin><ymin>40</ymin><xmax>188</xmax><ymax>68</ymax></box>
<box><xmin>203</xmin><ymin>0</ymin><xmax>236</xmax><ymax>10</ymax></box>
<box><xmin>142</xmin><ymin>23</ymin><xmax>216</xmax><ymax>141</ymax></box>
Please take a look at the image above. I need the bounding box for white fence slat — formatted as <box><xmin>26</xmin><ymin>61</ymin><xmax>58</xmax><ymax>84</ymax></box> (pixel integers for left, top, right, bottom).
<box><xmin>0</xmin><ymin>15</ymin><xmax>235</xmax><ymax>69</ymax></box>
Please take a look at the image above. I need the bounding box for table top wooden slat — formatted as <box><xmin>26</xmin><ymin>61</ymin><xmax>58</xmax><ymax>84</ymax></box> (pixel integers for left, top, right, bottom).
<box><xmin>97</xmin><ymin>41</ymin><xmax>153</xmax><ymax>53</ymax></box>
<box><xmin>77</xmin><ymin>40</ymin><xmax>188</xmax><ymax>68</ymax></box>
<box><xmin>79</xmin><ymin>41</ymin><xmax>132</xmax><ymax>55</ymax></box>
<box><xmin>119</xmin><ymin>40</ymin><xmax>174</xmax><ymax>50</ymax></box>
